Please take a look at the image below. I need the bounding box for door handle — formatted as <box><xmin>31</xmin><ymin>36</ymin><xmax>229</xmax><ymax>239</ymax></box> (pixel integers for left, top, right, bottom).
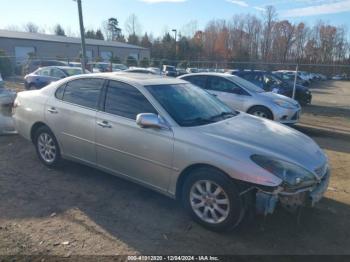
<box><xmin>47</xmin><ymin>107</ymin><xmax>58</xmax><ymax>114</ymax></box>
<box><xmin>97</xmin><ymin>121</ymin><xmax>112</xmax><ymax>128</ymax></box>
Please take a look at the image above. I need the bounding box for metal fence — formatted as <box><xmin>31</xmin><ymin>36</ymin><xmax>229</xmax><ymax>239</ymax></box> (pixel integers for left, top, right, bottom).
<box><xmin>1</xmin><ymin>55</ymin><xmax>350</xmax><ymax>78</ymax></box>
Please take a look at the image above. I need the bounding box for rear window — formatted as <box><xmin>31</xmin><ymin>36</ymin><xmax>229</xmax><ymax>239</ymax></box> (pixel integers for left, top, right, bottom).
<box><xmin>61</xmin><ymin>78</ymin><xmax>104</xmax><ymax>109</ymax></box>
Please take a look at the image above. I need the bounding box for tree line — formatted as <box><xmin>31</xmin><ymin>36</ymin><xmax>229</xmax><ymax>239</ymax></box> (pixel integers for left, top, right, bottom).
<box><xmin>6</xmin><ymin>7</ymin><xmax>350</xmax><ymax>69</ymax></box>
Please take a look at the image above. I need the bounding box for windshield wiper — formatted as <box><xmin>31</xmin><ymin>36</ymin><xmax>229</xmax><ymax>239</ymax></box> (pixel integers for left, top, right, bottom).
<box><xmin>182</xmin><ymin>117</ymin><xmax>216</xmax><ymax>126</ymax></box>
<box><xmin>209</xmin><ymin>111</ymin><xmax>237</xmax><ymax>121</ymax></box>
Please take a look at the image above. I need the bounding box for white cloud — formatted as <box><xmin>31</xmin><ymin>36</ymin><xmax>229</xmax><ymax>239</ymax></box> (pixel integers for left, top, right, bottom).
<box><xmin>226</xmin><ymin>0</ymin><xmax>249</xmax><ymax>7</ymax></box>
<box><xmin>254</xmin><ymin>6</ymin><xmax>266</xmax><ymax>11</ymax></box>
<box><xmin>281</xmin><ymin>0</ymin><xmax>350</xmax><ymax>17</ymax></box>
<box><xmin>140</xmin><ymin>0</ymin><xmax>187</xmax><ymax>3</ymax></box>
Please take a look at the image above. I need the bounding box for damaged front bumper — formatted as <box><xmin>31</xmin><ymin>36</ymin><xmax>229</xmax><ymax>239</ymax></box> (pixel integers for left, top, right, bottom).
<box><xmin>255</xmin><ymin>169</ymin><xmax>330</xmax><ymax>215</ymax></box>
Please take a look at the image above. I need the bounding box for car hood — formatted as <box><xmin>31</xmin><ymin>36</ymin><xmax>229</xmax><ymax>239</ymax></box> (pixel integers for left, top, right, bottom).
<box><xmin>259</xmin><ymin>91</ymin><xmax>299</xmax><ymax>106</ymax></box>
<box><xmin>193</xmin><ymin>113</ymin><xmax>326</xmax><ymax>173</ymax></box>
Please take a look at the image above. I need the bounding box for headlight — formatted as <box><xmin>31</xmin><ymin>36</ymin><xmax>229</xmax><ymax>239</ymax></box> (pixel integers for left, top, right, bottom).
<box><xmin>251</xmin><ymin>155</ymin><xmax>315</xmax><ymax>187</ymax></box>
<box><xmin>274</xmin><ymin>99</ymin><xmax>295</xmax><ymax>109</ymax></box>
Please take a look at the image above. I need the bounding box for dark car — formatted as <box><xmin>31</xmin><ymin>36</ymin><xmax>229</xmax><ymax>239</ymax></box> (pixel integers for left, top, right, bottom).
<box><xmin>162</xmin><ymin>65</ymin><xmax>177</xmax><ymax>77</ymax></box>
<box><xmin>272</xmin><ymin>71</ymin><xmax>309</xmax><ymax>87</ymax></box>
<box><xmin>23</xmin><ymin>59</ymin><xmax>67</xmax><ymax>75</ymax></box>
<box><xmin>228</xmin><ymin>70</ymin><xmax>312</xmax><ymax>105</ymax></box>
<box><xmin>24</xmin><ymin>66</ymin><xmax>87</xmax><ymax>90</ymax></box>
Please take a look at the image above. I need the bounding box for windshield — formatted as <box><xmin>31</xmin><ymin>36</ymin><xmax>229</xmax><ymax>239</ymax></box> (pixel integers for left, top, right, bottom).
<box><xmin>62</xmin><ymin>68</ymin><xmax>85</xmax><ymax>76</ymax></box>
<box><xmin>146</xmin><ymin>83</ymin><xmax>238</xmax><ymax>127</ymax></box>
<box><xmin>266</xmin><ymin>73</ymin><xmax>283</xmax><ymax>85</ymax></box>
<box><xmin>228</xmin><ymin>75</ymin><xmax>264</xmax><ymax>93</ymax></box>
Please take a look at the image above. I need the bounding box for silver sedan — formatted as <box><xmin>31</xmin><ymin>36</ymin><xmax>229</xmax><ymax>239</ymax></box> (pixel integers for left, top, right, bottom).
<box><xmin>179</xmin><ymin>73</ymin><xmax>301</xmax><ymax>124</ymax></box>
<box><xmin>13</xmin><ymin>73</ymin><xmax>330</xmax><ymax>231</ymax></box>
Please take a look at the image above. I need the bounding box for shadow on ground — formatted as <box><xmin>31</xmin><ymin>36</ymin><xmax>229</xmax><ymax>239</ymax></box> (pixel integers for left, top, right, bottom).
<box><xmin>302</xmin><ymin>104</ymin><xmax>350</xmax><ymax>119</ymax></box>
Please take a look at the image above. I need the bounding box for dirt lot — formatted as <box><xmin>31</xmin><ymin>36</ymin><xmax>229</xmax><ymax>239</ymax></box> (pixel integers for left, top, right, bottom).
<box><xmin>0</xmin><ymin>80</ymin><xmax>350</xmax><ymax>256</ymax></box>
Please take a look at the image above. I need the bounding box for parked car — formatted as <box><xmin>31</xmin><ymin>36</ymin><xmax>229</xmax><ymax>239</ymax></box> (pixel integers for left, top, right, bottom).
<box><xmin>332</xmin><ymin>75</ymin><xmax>344</xmax><ymax>80</ymax></box>
<box><xmin>179</xmin><ymin>73</ymin><xmax>301</xmax><ymax>124</ymax></box>
<box><xmin>162</xmin><ymin>65</ymin><xmax>177</xmax><ymax>77</ymax></box>
<box><xmin>67</xmin><ymin>62</ymin><xmax>82</xmax><ymax>68</ymax></box>
<box><xmin>124</xmin><ymin>68</ymin><xmax>158</xmax><ymax>74</ymax></box>
<box><xmin>88</xmin><ymin>62</ymin><xmax>111</xmax><ymax>73</ymax></box>
<box><xmin>277</xmin><ymin>70</ymin><xmax>311</xmax><ymax>86</ymax></box>
<box><xmin>24</xmin><ymin>66</ymin><xmax>88</xmax><ymax>90</ymax></box>
<box><xmin>186</xmin><ymin>68</ymin><xmax>199</xmax><ymax>74</ymax></box>
<box><xmin>23</xmin><ymin>59</ymin><xmax>67</xmax><ymax>75</ymax></box>
<box><xmin>228</xmin><ymin>70</ymin><xmax>312</xmax><ymax>105</ymax></box>
<box><xmin>176</xmin><ymin>68</ymin><xmax>187</xmax><ymax>76</ymax></box>
<box><xmin>112</xmin><ymin>64</ymin><xmax>128</xmax><ymax>72</ymax></box>
<box><xmin>272</xmin><ymin>71</ymin><xmax>309</xmax><ymax>87</ymax></box>
<box><xmin>0</xmin><ymin>84</ymin><xmax>16</xmax><ymax>135</ymax></box>
<box><xmin>13</xmin><ymin>73</ymin><xmax>330</xmax><ymax>231</ymax></box>
<box><xmin>147</xmin><ymin>67</ymin><xmax>161</xmax><ymax>75</ymax></box>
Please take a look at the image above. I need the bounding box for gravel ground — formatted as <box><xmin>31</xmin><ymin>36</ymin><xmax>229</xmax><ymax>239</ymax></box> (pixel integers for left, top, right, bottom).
<box><xmin>0</xmin><ymin>80</ymin><xmax>349</xmax><ymax>256</ymax></box>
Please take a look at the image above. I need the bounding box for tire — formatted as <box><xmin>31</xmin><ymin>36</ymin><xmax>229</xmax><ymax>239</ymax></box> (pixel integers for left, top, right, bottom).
<box><xmin>182</xmin><ymin>167</ymin><xmax>246</xmax><ymax>232</ymax></box>
<box><xmin>34</xmin><ymin>126</ymin><xmax>62</xmax><ymax>168</ymax></box>
<box><xmin>247</xmin><ymin>106</ymin><xmax>273</xmax><ymax>120</ymax></box>
<box><xmin>299</xmin><ymin>99</ymin><xmax>308</xmax><ymax>106</ymax></box>
<box><xmin>28</xmin><ymin>83</ymin><xmax>36</xmax><ymax>90</ymax></box>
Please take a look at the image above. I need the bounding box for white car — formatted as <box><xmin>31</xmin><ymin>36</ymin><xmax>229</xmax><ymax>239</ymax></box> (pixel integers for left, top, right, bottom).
<box><xmin>179</xmin><ymin>73</ymin><xmax>301</xmax><ymax>125</ymax></box>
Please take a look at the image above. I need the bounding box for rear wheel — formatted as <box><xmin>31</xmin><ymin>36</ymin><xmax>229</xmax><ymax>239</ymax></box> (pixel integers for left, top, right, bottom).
<box><xmin>248</xmin><ymin>106</ymin><xmax>273</xmax><ymax>120</ymax></box>
<box><xmin>34</xmin><ymin>126</ymin><xmax>61</xmax><ymax>167</ymax></box>
<box><xmin>182</xmin><ymin>167</ymin><xmax>245</xmax><ymax>232</ymax></box>
<box><xmin>28</xmin><ymin>83</ymin><xmax>36</xmax><ymax>90</ymax></box>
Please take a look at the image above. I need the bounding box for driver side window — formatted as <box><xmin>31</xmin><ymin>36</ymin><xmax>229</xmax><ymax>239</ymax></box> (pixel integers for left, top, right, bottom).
<box><xmin>207</xmin><ymin>76</ymin><xmax>246</xmax><ymax>95</ymax></box>
<box><xmin>37</xmin><ymin>68</ymin><xmax>50</xmax><ymax>76</ymax></box>
<box><xmin>104</xmin><ymin>81</ymin><xmax>158</xmax><ymax>120</ymax></box>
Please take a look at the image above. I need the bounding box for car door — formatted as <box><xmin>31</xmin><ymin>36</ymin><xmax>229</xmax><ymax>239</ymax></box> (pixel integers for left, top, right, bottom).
<box><xmin>206</xmin><ymin>76</ymin><xmax>247</xmax><ymax>111</ymax></box>
<box><xmin>34</xmin><ymin>68</ymin><xmax>56</xmax><ymax>88</ymax></box>
<box><xmin>95</xmin><ymin>80</ymin><xmax>174</xmax><ymax>192</ymax></box>
<box><xmin>45</xmin><ymin>78</ymin><xmax>104</xmax><ymax>165</ymax></box>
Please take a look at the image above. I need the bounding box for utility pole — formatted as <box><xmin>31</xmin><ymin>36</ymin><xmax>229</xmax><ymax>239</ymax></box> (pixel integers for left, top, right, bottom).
<box><xmin>293</xmin><ymin>64</ymin><xmax>298</xmax><ymax>100</ymax></box>
<box><xmin>75</xmin><ymin>0</ymin><xmax>87</xmax><ymax>73</ymax></box>
<box><xmin>172</xmin><ymin>29</ymin><xmax>177</xmax><ymax>63</ymax></box>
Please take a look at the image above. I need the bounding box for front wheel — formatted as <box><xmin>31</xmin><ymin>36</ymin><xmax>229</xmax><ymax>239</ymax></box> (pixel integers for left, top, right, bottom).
<box><xmin>34</xmin><ymin>126</ymin><xmax>62</xmax><ymax>167</ymax></box>
<box><xmin>182</xmin><ymin>168</ymin><xmax>246</xmax><ymax>232</ymax></box>
<box><xmin>248</xmin><ymin>106</ymin><xmax>273</xmax><ymax>120</ymax></box>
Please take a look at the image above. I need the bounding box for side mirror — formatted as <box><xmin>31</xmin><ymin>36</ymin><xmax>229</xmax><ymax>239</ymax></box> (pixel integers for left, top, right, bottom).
<box><xmin>136</xmin><ymin>113</ymin><xmax>169</xmax><ymax>129</ymax></box>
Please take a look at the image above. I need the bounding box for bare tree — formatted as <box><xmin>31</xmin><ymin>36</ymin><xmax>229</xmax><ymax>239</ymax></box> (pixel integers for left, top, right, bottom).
<box><xmin>124</xmin><ymin>14</ymin><xmax>141</xmax><ymax>36</ymax></box>
<box><xmin>24</xmin><ymin>22</ymin><xmax>40</xmax><ymax>33</ymax></box>
<box><xmin>261</xmin><ymin>5</ymin><xmax>277</xmax><ymax>61</ymax></box>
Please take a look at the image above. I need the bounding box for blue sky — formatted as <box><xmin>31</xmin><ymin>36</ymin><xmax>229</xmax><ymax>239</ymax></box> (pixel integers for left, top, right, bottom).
<box><xmin>1</xmin><ymin>0</ymin><xmax>350</xmax><ymax>37</ymax></box>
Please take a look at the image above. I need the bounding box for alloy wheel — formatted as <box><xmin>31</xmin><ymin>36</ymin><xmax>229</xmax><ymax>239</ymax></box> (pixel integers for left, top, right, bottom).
<box><xmin>190</xmin><ymin>180</ymin><xmax>230</xmax><ymax>224</ymax></box>
<box><xmin>253</xmin><ymin>111</ymin><xmax>268</xmax><ymax>118</ymax></box>
<box><xmin>37</xmin><ymin>133</ymin><xmax>57</xmax><ymax>164</ymax></box>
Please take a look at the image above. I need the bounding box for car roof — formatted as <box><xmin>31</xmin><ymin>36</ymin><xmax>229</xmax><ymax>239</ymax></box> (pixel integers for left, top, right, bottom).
<box><xmin>229</xmin><ymin>69</ymin><xmax>266</xmax><ymax>74</ymax></box>
<box><xmin>37</xmin><ymin>66</ymin><xmax>82</xmax><ymax>70</ymax></box>
<box><xmin>75</xmin><ymin>72</ymin><xmax>187</xmax><ymax>86</ymax></box>
<box><xmin>179</xmin><ymin>72</ymin><xmax>234</xmax><ymax>78</ymax></box>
